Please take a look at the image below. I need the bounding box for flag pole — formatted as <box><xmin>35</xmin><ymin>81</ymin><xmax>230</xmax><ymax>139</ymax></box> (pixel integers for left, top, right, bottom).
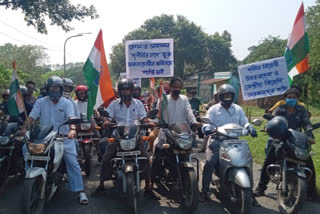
<box><xmin>12</xmin><ymin>62</ymin><xmax>29</xmax><ymax>125</ymax></box>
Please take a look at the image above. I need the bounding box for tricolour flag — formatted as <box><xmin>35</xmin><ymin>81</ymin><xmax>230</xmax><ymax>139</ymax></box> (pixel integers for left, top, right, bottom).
<box><xmin>84</xmin><ymin>30</ymin><xmax>115</xmax><ymax>119</ymax></box>
<box><xmin>8</xmin><ymin>62</ymin><xmax>24</xmax><ymax>116</ymax></box>
<box><xmin>284</xmin><ymin>3</ymin><xmax>310</xmax><ymax>84</ymax></box>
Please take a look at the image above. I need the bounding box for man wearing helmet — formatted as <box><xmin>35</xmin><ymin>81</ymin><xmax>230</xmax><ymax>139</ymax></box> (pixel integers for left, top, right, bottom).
<box><xmin>21</xmin><ymin>76</ymin><xmax>88</xmax><ymax>205</ymax></box>
<box><xmin>254</xmin><ymin>87</ymin><xmax>317</xmax><ymax>200</ymax></box>
<box><xmin>75</xmin><ymin>85</ymin><xmax>88</xmax><ymax>115</ymax></box>
<box><xmin>63</xmin><ymin>78</ymin><xmax>80</xmax><ymax>118</ymax></box>
<box><xmin>93</xmin><ymin>78</ymin><xmax>157</xmax><ymax>198</ymax></box>
<box><xmin>200</xmin><ymin>84</ymin><xmax>258</xmax><ymax>201</ymax></box>
<box><xmin>0</xmin><ymin>89</ymin><xmax>10</xmax><ymax>116</ymax></box>
<box><xmin>133</xmin><ymin>84</ymin><xmax>144</xmax><ymax>103</ymax></box>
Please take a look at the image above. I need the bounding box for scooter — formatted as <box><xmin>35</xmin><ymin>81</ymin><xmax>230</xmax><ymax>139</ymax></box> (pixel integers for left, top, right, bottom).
<box><xmin>201</xmin><ymin>117</ymin><xmax>261</xmax><ymax>214</ymax></box>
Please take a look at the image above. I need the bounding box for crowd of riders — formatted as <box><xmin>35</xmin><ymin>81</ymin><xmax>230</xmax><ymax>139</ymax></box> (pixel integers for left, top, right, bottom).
<box><xmin>0</xmin><ymin>74</ymin><xmax>318</xmax><ymax>213</ymax></box>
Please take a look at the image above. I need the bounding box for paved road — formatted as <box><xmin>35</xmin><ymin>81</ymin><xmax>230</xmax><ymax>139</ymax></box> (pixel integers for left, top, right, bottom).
<box><xmin>0</xmin><ymin>144</ymin><xmax>319</xmax><ymax>214</ymax></box>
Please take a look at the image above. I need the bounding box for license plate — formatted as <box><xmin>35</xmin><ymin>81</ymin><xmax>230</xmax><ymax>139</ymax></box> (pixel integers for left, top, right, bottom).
<box><xmin>117</xmin><ymin>151</ymin><xmax>140</xmax><ymax>156</ymax></box>
<box><xmin>25</xmin><ymin>153</ymin><xmax>50</xmax><ymax>161</ymax></box>
<box><xmin>223</xmin><ymin>140</ymin><xmax>247</xmax><ymax>144</ymax></box>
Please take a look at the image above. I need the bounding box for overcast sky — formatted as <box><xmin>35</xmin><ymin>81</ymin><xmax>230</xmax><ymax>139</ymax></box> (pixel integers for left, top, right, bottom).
<box><xmin>0</xmin><ymin>0</ymin><xmax>316</xmax><ymax>65</ymax></box>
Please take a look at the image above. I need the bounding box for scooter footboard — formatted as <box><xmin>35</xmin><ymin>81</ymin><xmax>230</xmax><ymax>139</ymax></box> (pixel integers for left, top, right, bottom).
<box><xmin>228</xmin><ymin>168</ymin><xmax>251</xmax><ymax>188</ymax></box>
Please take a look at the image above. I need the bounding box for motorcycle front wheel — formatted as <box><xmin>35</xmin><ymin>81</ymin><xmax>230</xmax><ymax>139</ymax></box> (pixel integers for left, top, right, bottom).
<box><xmin>126</xmin><ymin>172</ymin><xmax>138</xmax><ymax>214</ymax></box>
<box><xmin>23</xmin><ymin>177</ymin><xmax>46</xmax><ymax>214</ymax></box>
<box><xmin>278</xmin><ymin>175</ymin><xmax>307</xmax><ymax>214</ymax></box>
<box><xmin>181</xmin><ymin>168</ymin><xmax>199</xmax><ymax>214</ymax></box>
<box><xmin>83</xmin><ymin>144</ymin><xmax>91</xmax><ymax>177</ymax></box>
<box><xmin>0</xmin><ymin>156</ymin><xmax>9</xmax><ymax>192</ymax></box>
<box><xmin>224</xmin><ymin>183</ymin><xmax>251</xmax><ymax>214</ymax></box>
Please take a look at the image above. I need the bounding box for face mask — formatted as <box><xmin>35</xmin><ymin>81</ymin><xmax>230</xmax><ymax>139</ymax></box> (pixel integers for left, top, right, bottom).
<box><xmin>172</xmin><ymin>90</ymin><xmax>180</xmax><ymax>97</ymax></box>
<box><xmin>286</xmin><ymin>98</ymin><xmax>297</xmax><ymax>107</ymax></box>
<box><xmin>48</xmin><ymin>91</ymin><xmax>62</xmax><ymax>101</ymax></box>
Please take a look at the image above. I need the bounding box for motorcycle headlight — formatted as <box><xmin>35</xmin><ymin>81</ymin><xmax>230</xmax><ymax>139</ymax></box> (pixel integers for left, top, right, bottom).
<box><xmin>28</xmin><ymin>143</ymin><xmax>48</xmax><ymax>155</ymax></box>
<box><xmin>120</xmin><ymin>139</ymin><xmax>136</xmax><ymax>151</ymax></box>
<box><xmin>225</xmin><ymin>129</ymin><xmax>243</xmax><ymax>138</ymax></box>
<box><xmin>80</xmin><ymin>123</ymin><xmax>91</xmax><ymax>131</ymax></box>
<box><xmin>176</xmin><ymin>137</ymin><xmax>193</xmax><ymax>150</ymax></box>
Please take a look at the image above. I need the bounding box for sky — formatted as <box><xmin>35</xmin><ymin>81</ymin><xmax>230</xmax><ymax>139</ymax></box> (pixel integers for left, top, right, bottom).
<box><xmin>0</xmin><ymin>0</ymin><xmax>317</xmax><ymax>66</ymax></box>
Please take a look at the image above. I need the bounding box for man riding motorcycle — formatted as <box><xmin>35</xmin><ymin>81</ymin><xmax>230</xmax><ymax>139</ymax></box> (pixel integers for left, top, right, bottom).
<box><xmin>93</xmin><ymin>78</ymin><xmax>157</xmax><ymax>198</ymax></box>
<box><xmin>21</xmin><ymin>76</ymin><xmax>88</xmax><ymax>205</ymax></box>
<box><xmin>200</xmin><ymin>84</ymin><xmax>258</xmax><ymax>201</ymax></box>
<box><xmin>0</xmin><ymin>89</ymin><xmax>10</xmax><ymax>116</ymax></box>
<box><xmin>133</xmin><ymin>84</ymin><xmax>144</xmax><ymax>103</ymax></box>
<box><xmin>75</xmin><ymin>85</ymin><xmax>88</xmax><ymax>115</ymax></box>
<box><xmin>254</xmin><ymin>87</ymin><xmax>317</xmax><ymax>200</ymax></box>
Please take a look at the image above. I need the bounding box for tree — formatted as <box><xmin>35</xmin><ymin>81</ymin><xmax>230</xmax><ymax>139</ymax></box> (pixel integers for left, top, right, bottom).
<box><xmin>0</xmin><ymin>43</ymin><xmax>48</xmax><ymax>86</ymax></box>
<box><xmin>0</xmin><ymin>0</ymin><xmax>98</xmax><ymax>34</ymax></box>
<box><xmin>110</xmin><ymin>14</ymin><xmax>236</xmax><ymax>80</ymax></box>
<box><xmin>243</xmin><ymin>36</ymin><xmax>287</xmax><ymax>64</ymax></box>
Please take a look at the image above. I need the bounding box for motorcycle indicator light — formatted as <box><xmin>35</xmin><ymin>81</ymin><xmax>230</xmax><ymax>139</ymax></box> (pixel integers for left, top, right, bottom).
<box><xmin>162</xmin><ymin>143</ymin><xmax>170</xmax><ymax>149</ymax></box>
<box><xmin>220</xmin><ymin>147</ymin><xmax>231</xmax><ymax>161</ymax></box>
<box><xmin>108</xmin><ymin>138</ymin><xmax>116</xmax><ymax>143</ymax></box>
<box><xmin>141</xmin><ymin>136</ymin><xmax>149</xmax><ymax>141</ymax></box>
<box><xmin>95</xmin><ymin>126</ymin><xmax>101</xmax><ymax>130</ymax></box>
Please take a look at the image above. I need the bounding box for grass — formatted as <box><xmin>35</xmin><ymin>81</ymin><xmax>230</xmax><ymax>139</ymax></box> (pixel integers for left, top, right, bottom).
<box><xmin>241</xmin><ymin>106</ymin><xmax>320</xmax><ymax>192</ymax></box>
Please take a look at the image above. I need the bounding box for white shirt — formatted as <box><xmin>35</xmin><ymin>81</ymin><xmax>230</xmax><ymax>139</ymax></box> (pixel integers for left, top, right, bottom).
<box><xmin>206</xmin><ymin>103</ymin><xmax>250</xmax><ymax>127</ymax></box>
<box><xmin>29</xmin><ymin>96</ymin><xmax>75</xmax><ymax>135</ymax></box>
<box><xmin>106</xmin><ymin>98</ymin><xmax>146</xmax><ymax>125</ymax></box>
<box><xmin>161</xmin><ymin>94</ymin><xmax>196</xmax><ymax>126</ymax></box>
<box><xmin>75</xmin><ymin>100</ymin><xmax>88</xmax><ymax>115</ymax></box>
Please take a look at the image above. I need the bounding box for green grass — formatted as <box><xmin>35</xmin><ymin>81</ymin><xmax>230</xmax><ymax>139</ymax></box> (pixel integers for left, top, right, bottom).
<box><xmin>242</xmin><ymin>118</ymin><xmax>320</xmax><ymax>192</ymax></box>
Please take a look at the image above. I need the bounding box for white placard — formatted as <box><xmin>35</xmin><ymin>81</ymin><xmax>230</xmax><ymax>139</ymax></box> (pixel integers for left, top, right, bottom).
<box><xmin>125</xmin><ymin>38</ymin><xmax>174</xmax><ymax>78</ymax></box>
<box><xmin>238</xmin><ymin>57</ymin><xmax>290</xmax><ymax>100</ymax></box>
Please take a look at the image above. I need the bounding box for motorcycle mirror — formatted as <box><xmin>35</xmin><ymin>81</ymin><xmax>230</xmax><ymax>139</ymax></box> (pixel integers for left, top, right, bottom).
<box><xmin>263</xmin><ymin>113</ymin><xmax>275</xmax><ymax>121</ymax></box>
<box><xmin>251</xmin><ymin>119</ymin><xmax>262</xmax><ymax>126</ymax></box>
<box><xmin>200</xmin><ymin>117</ymin><xmax>211</xmax><ymax>124</ymax></box>
<box><xmin>80</xmin><ymin>113</ymin><xmax>87</xmax><ymax>120</ymax></box>
<box><xmin>148</xmin><ymin>109</ymin><xmax>159</xmax><ymax>118</ymax></box>
<box><xmin>63</xmin><ymin>117</ymin><xmax>82</xmax><ymax>125</ymax></box>
<box><xmin>312</xmin><ymin>123</ymin><xmax>320</xmax><ymax>130</ymax></box>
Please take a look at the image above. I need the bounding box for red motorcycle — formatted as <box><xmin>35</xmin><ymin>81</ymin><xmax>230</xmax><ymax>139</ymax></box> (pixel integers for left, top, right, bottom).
<box><xmin>77</xmin><ymin>114</ymin><xmax>97</xmax><ymax>176</ymax></box>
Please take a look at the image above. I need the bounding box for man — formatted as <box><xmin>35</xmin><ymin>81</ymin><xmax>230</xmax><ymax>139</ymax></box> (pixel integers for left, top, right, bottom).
<box><xmin>93</xmin><ymin>78</ymin><xmax>157</xmax><ymax>198</ymax></box>
<box><xmin>200</xmin><ymin>84</ymin><xmax>257</xmax><ymax>201</ymax></box>
<box><xmin>189</xmin><ymin>89</ymin><xmax>202</xmax><ymax>111</ymax></box>
<box><xmin>254</xmin><ymin>88</ymin><xmax>317</xmax><ymax>200</ymax></box>
<box><xmin>25</xmin><ymin>80</ymin><xmax>37</xmax><ymax>107</ymax></box>
<box><xmin>0</xmin><ymin>89</ymin><xmax>10</xmax><ymax>116</ymax></box>
<box><xmin>21</xmin><ymin>76</ymin><xmax>88</xmax><ymax>205</ymax></box>
<box><xmin>75</xmin><ymin>85</ymin><xmax>88</xmax><ymax>115</ymax></box>
<box><xmin>151</xmin><ymin>77</ymin><xmax>201</xmax><ymax>183</ymax></box>
<box><xmin>133</xmin><ymin>84</ymin><xmax>144</xmax><ymax>103</ymax></box>
<box><xmin>63</xmin><ymin>78</ymin><xmax>80</xmax><ymax>118</ymax></box>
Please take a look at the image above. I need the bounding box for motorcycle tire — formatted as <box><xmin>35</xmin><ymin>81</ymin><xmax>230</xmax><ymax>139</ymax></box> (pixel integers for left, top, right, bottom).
<box><xmin>181</xmin><ymin>168</ymin><xmax>199</xmax><ymax>214</ymax></box>
<box><xmin>0</xmin><ymin>157</ymin><xmax>9</xmax><ymax>192</ymax></box>
<box><xmin>126</xmin><ymin>172</ymin><xmax>138</xmax><ymax>214</ymax></box>
<box><xmin>278</xmin><ymin>175</ymin><xmax>307</xmax><ymax>214</ymax></box>
<box><xmin>224</xmin><ymin>183</ymin><xmax>251</xmax><ymax>214</ymax></box>
<box><xmin>84</xmin><ymin>144</ymin><xmax>91</xmax><ymax>177</ymax></box>
<box><xmin>23</xmin><ymin>177</ymin><xmax>46</xmax><ymax>214</ymax></box>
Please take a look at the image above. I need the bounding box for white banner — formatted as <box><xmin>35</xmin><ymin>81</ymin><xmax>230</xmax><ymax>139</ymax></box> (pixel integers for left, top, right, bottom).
<box><xmin>238</xmin><ymin>56</ymin><xmax>290</xmax><ymax>100</ymax></box>
<box><xmin>125</xmin><ymin>38</ymin><xmax>174</xmax><ymax>78</ymax></box>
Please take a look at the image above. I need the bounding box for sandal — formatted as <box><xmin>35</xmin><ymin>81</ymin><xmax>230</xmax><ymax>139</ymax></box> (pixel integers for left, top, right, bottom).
<box><xmin>79</xmin><ymin>192</ymin><xmax>88</xmax><ymax>205</ymax></box>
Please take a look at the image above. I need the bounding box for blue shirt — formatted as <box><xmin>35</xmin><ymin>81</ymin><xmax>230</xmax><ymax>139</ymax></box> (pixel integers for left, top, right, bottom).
<box><xmin>107</xmin><ymin>98</ymin><xmax>146</xmax><ymax>125</ymax></box>
<box><xmin>29</xmin><ymin>96</ymin><xmax>75</xmax><ymax>135</ymax></box>
<box><xmin>206</xmin><ymin>103</ymin><xmax>249</xmax><ymax>127</ymax></box>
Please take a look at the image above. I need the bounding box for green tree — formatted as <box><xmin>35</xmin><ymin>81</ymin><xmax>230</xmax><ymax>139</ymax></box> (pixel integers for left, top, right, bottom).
<box><xmin>0</xmin><ymin>0</ymin><xmax>98</xmax><ymax>34</ymax></box>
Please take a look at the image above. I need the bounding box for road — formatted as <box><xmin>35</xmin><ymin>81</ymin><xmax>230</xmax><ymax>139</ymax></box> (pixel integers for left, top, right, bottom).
<box><xmin>0</xmin><ymin>144</ymin><xmax>319</xmax><ymax>214</ymax></box>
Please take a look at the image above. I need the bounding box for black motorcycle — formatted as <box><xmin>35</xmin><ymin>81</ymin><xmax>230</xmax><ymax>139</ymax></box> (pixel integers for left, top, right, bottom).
<box><xmin>106</xmin><ymin>109</ymin><xmax>158</xmax><ymax>214</ymax></box>
<box><xmin>152</xmin><ymin>123</ymin><xmax>199</xmax><ymax>214</ymax></box>
<box><xmin>263</xmin><ymin>114</ymin><xmax>320</xmax><ymax>214</ymax></box>
<box><xmin>0</xmin><ymin>117</ymin><xmax>24</xmax><ymax>191</ymax></box>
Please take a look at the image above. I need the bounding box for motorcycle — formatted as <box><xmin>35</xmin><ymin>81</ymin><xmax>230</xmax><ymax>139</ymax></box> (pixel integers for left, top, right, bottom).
<box><xmin>77</xmin><ymin>113</ymin><xmax>97</xmax><ymax>176</ymax></box>
<box><xmin>22</xmin><ymin>117</ymin><xmax>82</xmax><ymax>214</ymax></box>
<box><xmin>105</xmin><ymin>109</ymin><xmax>158</xmax><ymax>214</ymax></box>
<box><xmin>0</xmin><ymin>116</ymin><xmax>24</xmax><ymax>190</ymax></box>
<box><xmin>201</xmin><ymin>117</ymin><xmax>261</xmax><ymax>214</ymax></box>
<box><xmin>263</xmin><ymin>114</ymin><xmax>320</xmax><ymax>214</ymax></box>
<box><xmin>192</xmin><ymin>110</ymin><xmax>204</xmax><ymax>139</ymax></box>
<box><xmin>152</xmin><ymin>123</ymin><xmax>199</xmax><ymax>214</ymax></box>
